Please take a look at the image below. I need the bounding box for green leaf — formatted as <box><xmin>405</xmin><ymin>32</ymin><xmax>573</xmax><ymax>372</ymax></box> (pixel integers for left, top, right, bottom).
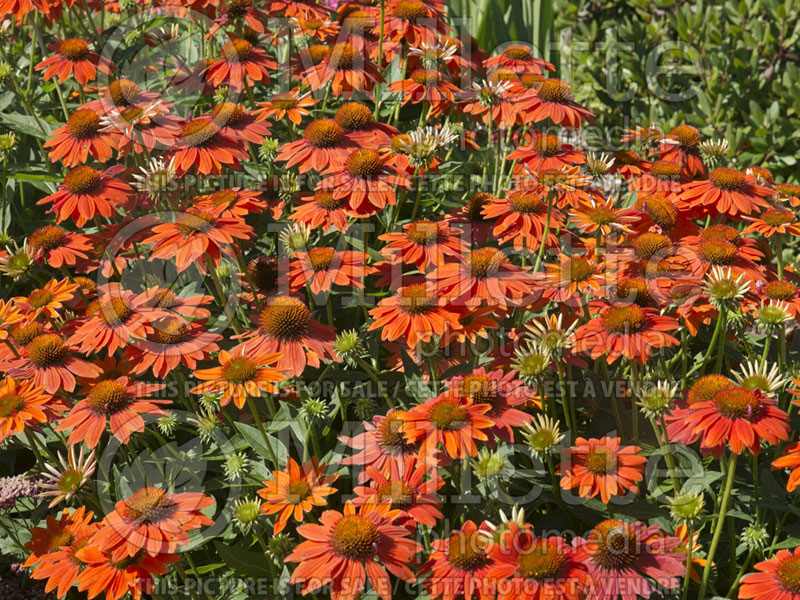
<box><xmin>213</xmin><ymin>542</ymin><xmax>273</xmax><ymax>578</ymax></box>
<box><xmin>0</xmin><ymin>112</ymin><xmax>51</xmax><ymax>139</ymax></box>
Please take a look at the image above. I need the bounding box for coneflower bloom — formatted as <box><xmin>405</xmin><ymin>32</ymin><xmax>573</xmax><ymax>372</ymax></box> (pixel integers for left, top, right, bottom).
<box><xmin>379</xmin><ymin>220</ymin><xmax>466</xmax><ymax>271</ymax></box>
<box><xmin>403</xmin><ymin>392</ymin><xmax>494</xmax><ymax>460</ymax></box>
<box><xmin>739</xmin><ymin>546</ymin><xmax>800</xmax><ymax>600</ymax></box>
<box><xmin>486</xmin><ymin>522</ymin><xmax>591</xmax><ymax>600</ymax></box>
<box><xmin>92</xmin><ymin>487</ymin><xmax>214</xmax><ymax>560</ymax></box>
<box><xmin>429</xmin><ymin>246</ymin><xmax>537</xmax><ymax>310</ymax></box>
<box><xmin>381</xmin><ymin>0</ymin><xmax>447</xmax><ymax>46</ymax></box>
<box><xmin>484</xmin><ymin>44</ymin><xmax>555</xmax><ymax>74</ymax></box>
<box><xmin>677</xmin><ymin>226</ymin><xmax>764</xmax><ymax>282</ymax></box>
<box><xmin>258</xmin><ymin>457</ymin><xmax>339</xmax><ymax>534</ymax></box>
<box><xmin>208</xmin><ymin>101</ymin><xmax>272</xmax><ymax>145</ymax></box>
<box><xmin>0</xmin><ymin>376</ymin><xmax>51</xmax><ymax>444</ymax></box>
<box><xmin>569</xmin><ymin>197</ymin><xmax>638</xmax><ymax>238</ymax></box>
<box><xmin>44</xmin><ymin>107</ymin><xmax>116</xmax><ymax>167</ymax></box>
<box><xmin>507</xmin><ymin>133</ymin><xmax>585</xmax><ymax>171</ymax></box>
<box><xmin>35</xmin><ymin>38</ymin><xmax>112</xmax><ymax>85</ymax></box>
<box><xmin>209</xmin><ymin>0</ymin><xmax>269</xmax><ymax>34</ymax></box>
<box><xmin>420</xmin><ymin>519</ymin><xmax>495</xmax><ymax>600</ymax></box>
<box><xmin>39</xmin><ymin>445</ymin><xmax>97</xmax><ymax>507</ymax></box>
<box><xmin>290</xmin><ymin>188</ymin><xmax>360</xmax><ymax>232</ymax></box>
<box><xmin>320</xmin><ymin>148</ymin><xmax>410</xmax><ymax>210</ymax></box>
<box><xmin>678</xmin><ymin>167</ymin><xmax>773</xmax><ymax>217</ymax></box>
<box><xmin>37</xmin><ymin>165</ymin><xmax>131</xmax><ymax>227</ymax></box>
<box><xmin>302</xmin><ymin>42</ymin><xmax>383</xmax><ymax>95</ymax></box>
<box><xmin>368</xmin><ymin>283</ymin><xmax>463</xmax><ymax>348</ymax></box>
<box><xmin>658</xmin><ymin>124</ymin><xmax>706</xmax><ymax>177</ymax></box>
<box><xmin>28</xmin><ymin>224</ymin><xmax>91</xmax><ymax>268</ymax></box>
<box><xmin>773</xmin><ymin>442</ymin><xmax>800</xmax><ymax>492</ymax></box>
<box><xmin>75</xmin><ymin>545</ymin><xmax>178</xmax><ymax>600</ymax></box>
<box><xmin>743</xmin><ymin>207</ymin><xmax>800</xmax><ymax>237</ymax></box>
<box><xmin>631</xmin><ymin>192</ymin><xmax>697</xmax><ymax>240</ymax></box>
<box><xmin>13</xmin><ymin>277</ymin><xmax>78</xmax><ymax>319</ymax></box>
<box><xmin>68</xmin><ymin>290</ymin><xmax>150</xmax><ymax>356</ymax></box>
<box><xmin>482</xmin><ymin>190</ymin><xmax>564</xmax><ymax>252</ymax></box>
<box><xmin>540</xmin><ymin>253</ymin><xmax>606</xmax><ymax>306</ymax></box>
<box><xmin>56</xmin><ymin>377</ymin><xmax>167</xmax><ymax>448</ymax></box>
<box><xmin>7</xmin><ymin>333</ymin><xmax>101</xmax><ymax>393</ymax></box>
<box><xmin>171</xmin><ymin>116</ymin><xmax>249</xmax><ymax>175</ymax></box>
<box><xmin>611</xmin><ymin>149</ymin><xmax>650</xmax><ymax>180</ymax></box>
<box><xmin>191</xmin><ymin>347</ymin><xmax>285</xmax><ymax>409</ymax></box>
<box><xmin>578</xmin><ymin>519</ymin><xmax>683</xmax><ymax>600</ymax></box>
<box><xmin>254</xmin><ymin>87</ymin><xmax>317</xmax><ymax>125</ymax></box>
<box><xmin>204</xmin><ymin>38</ymin><xmax>277</xmax><ymax>90</ymax></box>
<box><xmin>286</xmin><ymin>497</ymin><xmax>421</xmax><ymax>600</ymax></box>
<box><xmin>244</xmin><ymin>295</ymin><xmax>338</xmax><ymax>377</ymax></box>
<box><xmin>388</xmin><ymin>68</ymin><xmax>460</xmax><ymax>117</ymax></box>
<box><xmin>135</xmin><ymin>286</ymin><xmax>214</xmax><ymax>320</ymax></box>
<box><xmin>100</xmin><ymin>101</ymin><xmax>182</xmax><ymax>155</ymax></box>
<box><xmin>339</xmin><ymin>410</ymin><xmax>419</xmax><ymax>481</ymax></box>
<box><xmin>461</xmin><ymin>79</ymin><xmax>518</xmax><ymax>129</ymax></box>
<box><xmin>516</xmin><ymin>78</ymin><xmax>594</xmax><ymax>127</ymax></box>
<box><xmin>0</xmin><ymin>299</ymin><xmax>24</xmax><ymax>341</ymax></box>
<box><xmin>573</xmin><ymin>301</ymin><xmax>679</xmax><ymax>364</ymax></box>
<box><xmin>517</xmin><ymin>166</ymin><xmax>595</xmax><ymax>210</ymax></box>
<box><xmin>560</xmin><ymin>436</ymin><xmax>646</xmax><ymax>503</ymax></box>
<box><xmin>276</xmin><ymin>118</ymin><xmax>355</xmax><ymax>173</ymax></box>
<box><xmin>353</xmin><ymin>456</ymin><xmax>444</xmax><ymax>529</ymax></box>
<box><xmin>289</xmin><ymin>247</ymin><xmax>370</xmax><ymax>294</ymax></box>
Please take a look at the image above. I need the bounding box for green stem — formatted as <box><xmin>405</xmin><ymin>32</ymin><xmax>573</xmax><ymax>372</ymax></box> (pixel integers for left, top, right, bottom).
<box><xmin>681</xmin><ymin>522</ymin><xmax>694</xmax><ymax>600</ymax></box>
<box><xmin>246</xmin><ymin>396</ymin><xmax>278</xmax><ymax>466</ymax></box>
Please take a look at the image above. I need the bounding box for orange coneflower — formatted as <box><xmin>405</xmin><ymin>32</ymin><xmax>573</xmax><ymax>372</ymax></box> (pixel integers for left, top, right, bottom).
<box><xmin>339</xmin><ymin>410</ymin><xmax>419</xmax><ymax>482</ymax></box>
<box><xmin>677</xmin><ymin>226</ymin><xmax>764</xmax><ymax>281</ymax></box>
<box><xmin>38</xmin><ymin>165</ymin><xmax>132</xmax><ymax>227</ymax></box>
<box><xmin>482</xmin><ymin>189</ymin><xmax>564</xmax><ymax>252</ymax></box>
<box><xmin>776</xmin><ymin>182</ymin><xmax>800</xmax><ymax>208</ymax></box>
<box><xmin>743</xmin><ymin>207</ymin><xmax>800</xmax><ymax>237</ymax></box>
<box><xmin>320</xmin><ymin>148</ymin><xmax>410</xmax><ymax>210</ymax></box>
<box><xmin>209</xmin><ymin>0</ymin><xmax>269</xmax><ymax>34</ymax></box>
<box><xmin>541</xmin><ymin>252</ymin><xmax>606</xmax><ymax>306</ymax></box>
<box><xmin>739</xmin><ymin>546</ymin><xmax>800</xmax><ymax>600</ymax></box>
<box><xmin>629</xmin><ymin>159</ymin><xmax>685</xmax><ymax>195</ymax></box>
<box><xmin>7</xmin><ymin>333</ymin><xmax>102</xmax><ymax>394</ymax></box>
<box><xmin>276</xmin><ymin>118</ymin><xmax>355</xmax><ymax>173</ymax></box>
<box><xmin>68</xmin><ymin>289</ymin><xmax>150</xmax><ymax>356</ymax></box>
<box><xmin>507</xmin><ymin>133</ymin><xmax>585</xmax><ymax>171</ymax></box>
<box><xmin>14</xmin><ymin>277</ymin><xmax>78</xmax><ymax>319</ymax></box>
<box><xmin>57</xmin><ymin>375</ymin><xmax>167</xmax><ymax>448</ymax></box>
<box><xmin>461</xmin><ymin>79</ymin><xmax>518</xmax><ymax>129</ymax></box>
<box><xmin>35</xmin><ymin>38</ymin><xmax>112</xmax><ymax>85</ymax></box>
<box><xmin>171</xmin><ymin>116</ymin><xmax>249</xmax><ymax>175</ymax></box>
<box><xmin>388</xmin><ymin>68</ymin><xmax>460</xmax><ymax>117</ymax></box>
<box><xmin>678</xmin><ymin>166</ymin><xmax>773</xmax><ymax>217</ymax></box>
<box><xmin>92</xmin><ymin>487</ymin><xmax>215</xmax><ymax>560</ymax></box>
<box><xmin>0</xmin><ymin>299</ymin><xmax>24</xmax><ymax>341</ymax></box>
<box><xmin>658</xmin><ymin>124</ymin><xmax>706</xmax><ymax>177</ymax></box>
<box><xmin>0</xmin><ymin>376</ymin><xmax>51</xmax><ymax>444</ymax></box>
<box><xmin>368</xmin><ymin>283</ymin><xmax>462</xmax><ymax>348</ymax></box>
<box><xmin>486</xmin><ymin>523</ymin><xmax>591</xmax><ymax>600</ymax></box>
<box><xmin>135</xmin><ymin>286</ymin><xmax>214</xmax><ymax>320</ymax></box>
<box><xmin>484</xmin><ymin>44</ymin><xmax>555</xmax><ymax>74</ymax></box>
<box><xmin>76</xmin><ymin>544</ymin><xmax>179</xmax><ymax>600</ymax></box>
<box><xmin>516</xmin><ymin>78</ymin><xmax>594</xmax><ymax>127</ymax></box>
<box><xmin>420</xmin><ymin>519</ymin><xmax>495</xmax><ymax>600</ymax></box>
<box><xmin>100</xmin><ymin>101</ymin><xmax>182</xmax><ymax>156</ymax></box>
<box><xmin>610</xmin><ymin>149</ymin><xmax>650</xmax><ymax>180</ymax></box>
<box><xmin>573</xmin><ymin>301</ymin><xmax>680</xmax><ymax>364</ymax></box>
<box><xmin>244</xmin><ymin>295</ymin><xmax>338</xmax><ymax>377</ymax></box>
<box><xmin>193</xmin><ymin>187</ymin><xmax>266</xmax><ymax>219</ymax></box>
<box><xmin>28</xmin><ymin>224</ymin><xmax>92</xmax><ymax>268</ymax></box>
<box><xmin>289</xmin><ymin>247</ymin><xmax>371</xmax><ymax>294</ymax></box>
<box><xmin>569</xmin><ymin>196</ymin><xmax>638</xmax><ymax>238</ymax></box>
<box><xmin>631</xmin><ymin>191</ymin><xmax>698</xmax><ymax>240</ymax></box>
<box><xmin>517</xmin><ymin>166</ymin><xmax>595</xmax><ymax>210</ymax></box>
<box><xmin>286</xmin><ymin>497</ymin><xmax>421</xmax><ymax>600</ymax></box>
<box><xmin>290</xmin><ymin>188</ymin><xmax>360</xmax><ymax>232</ymax></box>
<box><xmin>381</xmin><ymin>0</ymin><xmax>447</xmax><ymax>46</ymax></box>
<box><xmin>254</xmin><ymin>87</ymin><xmax>317</xmax><ymax>125</ymax></box>
<box><xmin>258</xmin><ymin>456</ymin><xmax>339</xmax><ymax>534</ymax></box>
<box><xmin>44</xmin><ymin>107</ymin><xmax>116</xmax><ymax>167</ymax></box>
<box><xmin>208</xmin><ymin>101</ymin><xmax>272</xmax><ymax>146</ymax></box>
<box><xmin>94</xmin><ymin>78</ymin><xmax>162</xmax><ymax>112</ymax></box>
<box><xmin>560</xmin><ymin>436</ymin><xmax>646</xmax><ymax>503</ymax></box>
<box><xmin>191</xmin><ymin>347</ymin><xmax>285</xmax><ymax>409</ymax></box>
<box><xmin>204</xmin><ymin>38</ymin><xmax>277</xmax><ymax>90</ymax></box>
<box><xmin>379</xmin><ymin>220</ymin><xmax>466</xmax><ymax>271</ymax></box>
<box><xmin>334</xmin><ymin>101</ymin><xmax>399</xmax><ymax>151</ymax></box>
<box><xmin>302</xmin><ymin>42</ymin><xmax>383</xmax><ymax>96</ymax></box>
<box><xmin>403</xmin><ymin>391</ymin><xmax>494</xmax><ymax>460</ymax></box>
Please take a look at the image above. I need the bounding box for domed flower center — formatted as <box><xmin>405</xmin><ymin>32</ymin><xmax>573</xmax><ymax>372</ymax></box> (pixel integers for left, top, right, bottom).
<box><xmin>763</xmin><ymin>280</ymin><xmax>797</xmax><ymax>301</ymax></box>
<box><xmin>642</xmin><ymin>195</ymin><xmax>677</xmax><ymax>230</ymax></box>
<box><xmin>176</xmin><ymin>209</ymin><xmax>215</xmax><ymax>235</ymax></box>
<box><xmin>306</xmin><ymin>44</ymin><xmax>330</xmax><ymax>65</ymax></box>
<box><xmin>518</xmin><ymin>73</ymin><xmax>545</xmax><ymax>88</ymax></box>
<box><xmin>99</xmin><ymin>298</ymin><xmax>134</xmax><ymax>326</ymax></box>
<box><xmin>447</xmin><ymin>532</ymin><xmax>489</xmax><ymax>570</ymax></box>
<box><xmin>150</xmin><ymin>317</ymin><xmax>192</xmax><ymax>345</ymax></box>
<box><xmin>248</xmin><ymin>257</ymin><xmax>279</xmax><ymax>291</ymax></box>
<box><xmin>504</xmin><ymin>45</ymin><xmax>533</xmax><ymax>61</ymax></box>
<box><xmin>488</xmin><ymin>68</ymin><xmax>517</xmax><ymax>85</ymax></box>
<box><xmin>588</xmin><ymin>207</ymin><xmax>617</xmax><ymax>225</ymax></box>
<box><xmin>121</xmin><ymin>487</ymin><xmax>175</xmax><ymax>524</ymax></box>
<box><xmin>328</xmin><ymin>43</ymin><xmax>360</xmax><ymax>70</ymax></box>
<box><xmin>63</xmin><ymin>166</ymin><xmax>102</xmax><ymax>195</ymax></box>
<box><xmin>709</xmin><ymin>167</ymin><xmax>745</xmax><ymax>191</ymax></box>
<box><xmin>699</xmin><ymin>239</ymin><xmax>737</xmax><ymax>266</ymax></box>
<box><xmin>27</xmin><ymin>288</ymin><xmax>54</xmax><ymax>308</ymax></box>
<box><xmin>341</xmin><ymin>11</ymin><xmax>372</xmax><ymax>34</ymax></box>
<box><xmin>30</xmin><ymin>225</ymin><xmax>68</xmax><ymax>252</ymax></box>
<box><xmin>670</xmin><ymin>124</ymin><xmax>701</xmax><ymax>149</ymax></box>
<box><xmin>713</xmin><ymin>386</ymin><xmax>761</xmax><ymax>419</ymax></box>
<box><xmin>148</xmin><ymin>288</ymin><xmax>179</xmax><ymax>309</ymax></box>
<box><xmin>205</xmin><ymin>189</ymin><xmax>237</xmax><ymax>208</ymax></box>
<box><xmin>398</xmin><ymin>284</ymin><xmax>435</xmax><ymax>315</ymax></box>
<box><xmin>269</xmin><ymin>93</ymin><xmax>298</xmax><ymax>110</ymax></box>
<box><xmin>378</xmin><ymin>411</ymin><xmax>413</xmax><ymax>453</ymax></box>
<box><xmin>377</xmin><ymin>480</ymin><xmax>415</xmax><ymax>510</ymax></box>
<box><xmin>632</xmin><ymin>232</ymin><xmax>672</xmax><ymax>260</ymax></box>
<box><xmin>86</xmin><ymin>380</ymin><xmax>131</xmax><ymax>415</ymax></box>
<box><xmin>222</xmin><ymin>39</ymin><xmax>253</xmax><ymax>62</ymax></box>
<box><xmin>410</xmin><ymin>68</ymin><xmax>441</xmax><ymax>86</ymax></box>
<box><xmin>331</xmin><ymin>515</ymin><xmax>380</xmax><ymax>560</ymax></box>
<box><xmin>11</xmin><ymin>322</ymin><xmax>44</xmax><ymax>346</ymax></box>
<box><xmin>589</xmin><ymin>520</ymin><xmax>638</xmax><ymax>570</ymax></box>
<box><xmin>584</xmin><ymin>447</ymin><xmax>616</xmax><ymax>474</ymax></box>
<box><xmin>428</xmin><ymin>398</ymin><xmax>468</xmax><ymax>431</ymax></box>
<box><xmin>67</xmin><ymin>109</ymin><xmax>101</xmax><ymax>139</ymax></box>
<box><xmin>537</xmin><ymin>169</ymin><xmax>569</xmax><ymax>188</ymax></box>
<box><xmin>59</xmin><ymin>38</ymin><xmax>90</xmax><ymax>60</ymax></box>
<box><xmin>27</xmin><ymin>334</ymin><xmax>68</xmax><ymax>368</ymax></box>
<box><xmin>649</xmin><ymin>161</ymin><xmax>681</xmax><ymax>180</ymax></box>
<box><xmin>222</xmin><ymin>357</ymin><xmax>258</xmax><ymax>383</ymax></box>
<box><xmin>700</xmin><ymin>224</ymin><xmax>739</xmax><ymax>242</ymax></box>
<box><xmin>467</xmin><ymin>247</ymin><xmax>506</xmax><ymax>278</ymax></box>
<box><xmin>57</xmin><ymin>468</ymin><xmax>85</xmax><ymax>494</ymax></box>
<box><xmin>467</xmin><ymin>192</ymin><xmax>492</xmax><ymax>221</ymax></box>
<box><xmin>616</xmin><ymin>278</ymin><xmax>651</xmax><ymax>306</ymax></box>
<box><xmin>533</xmin><ymin>134</ymin><xmax>563</xmax><ymax>157</ymax></box>
<box><xmin>777</xmin><ymin>555</ymin><xmax>800</xmax><ymax>594</ymax></box>
<box><xmin>537</xmin><ymin>79</ymin><xmax>572</xmax><ymax>103</ymax></box>
<box><xmin>517</xmin><ymin>540</ymin><xmax>568</xmax><ymax>580</ymax></box>
<box><xmin>108</xmin><ymin>79</ymin><xmax>141</xmax><ymax>107</ymax></box>
<box><xmin>287</xmin><ymin>480</ymin><xmax>312</xmax><ymax>503</ymax></box>
<box><xmin>303</xmin><ymin>119</ymin><xmax>344</xmax><ymax>148</ymax></box>
<box><xmin>180</xmin><ymin>117</ymin><xmax>219</xmax><ymax>147</ymax></box>
<box><xmin>458</xmin><ymin>374</ymin><xmax>497</xmax><ymax>404</ymax></box>
<box><xmin>566</xmin><ymin>256</ymin><xmax>593</xmax><ymax>282</ymax></box>
<box><xmin>601</xmin><ymin>304</ymin><xmax>645</xmax><ymax>334</ymax></box>
<box><xmin>777</xmin><ymin>183</ymin><xmax>800</xmax><ymax>199</ymax></box>
<box><xmin>308</xmin><ymin>247</ymin><xmax>336</xmax><ymax>271</ymax></box>
<box><xmin>346</xmin><ymin>149</ymin><xmax>383</xmax><ymax>178</ymax></box>
<box><xmin>224</xmin><ymin>0</ymin><xmax>252</xmax><ymax>16</ymax></box>
<box><xmin>407</xmin><ymin>220</ymin><xmax>440</xmax><ymax>246</ymax></box>
<box><xmin>210</xmin><ymin>102</ymin><xmax>246</xmax><ymax>128</ymax></box>
<box><xmin>613</xmin><ymin>150</ymin><xmax>640</xmax><ymax>165</ymax></box>
<box><xmin>259</xmin><ymin>296</ymin><xmax>311</xmax><ymax>340</ymax></box>
<box><xmin>0</xmin><ymin>393</ymin><xmax>24</xmax><ymax>418</ymax></box>
<box><xmin>312</xmin><ymin>189</ymin><xmax>346</xmax><ymax>211</ymax></box>
<box><xmin>393</xmin><ymin>0</ymin><xmax>428</xmax><ymax>22</ymax></box>
<box><xmin>761</xmin><ymin>209</ymin><xmax>794</xmax><ymax>227</ymax></box>
<box><xmin>509</xmin><ymin>191</ymin><xmax>544</xmax><ymax>214</ymax></box>
<box><xmin>686</xmin><ymin>374</ymin><xmax>732</xmax><ymax>405</ymax></box>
